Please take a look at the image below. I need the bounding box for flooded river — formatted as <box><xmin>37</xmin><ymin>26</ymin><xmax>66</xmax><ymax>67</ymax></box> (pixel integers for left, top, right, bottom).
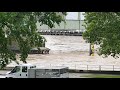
<box><xmin>7</xmin><ymin>35</ymin><xmax>120</xmax><ymax>70</ymax></box>
<box><xmin>43</xmin><ymin>35</ymin><xmax>90</xmax><ymax>53</ymax></box>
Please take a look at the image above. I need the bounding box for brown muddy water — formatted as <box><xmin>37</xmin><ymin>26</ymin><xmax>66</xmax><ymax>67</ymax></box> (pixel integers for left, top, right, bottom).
<box><xmin>7</xmin><ymin>35</ymin><xmax>120</xmax><ymax>71</ymax></box>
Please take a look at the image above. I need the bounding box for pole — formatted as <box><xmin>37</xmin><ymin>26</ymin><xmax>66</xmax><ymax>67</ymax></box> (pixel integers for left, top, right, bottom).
<box><xmin>87</xmin><ymin>65</ymin><xmax>88</xmax><ymax>71</ymax></box>
<box><xmin>91</xmin><ymin>43</ymin><xmax>94</xmax><ymax>56</ymax></box>
<box><xmin>78</xmin><ymin>12</ymin><xmax>81</xmax><ymax>31</ymax></box>
<box><xmin>99</xmin><ymin>65</ymin><xmax>101</xmax><ymax>71</ymax></box>
<box><xmin>64</xmin><ymin>15</ymin><xmax>66</xmax><ymax>30</ymax></box>
<box><xmin>89</xmin><ymin>43</ymin><xmax>92</xmax><ymax>56</ymax></box>
<box><xmin>90</xmin><ymin>43</ymin><xmax>94</xmax><ymax>56</ymax></box>
<box><xmin>113</xmin><ymin>65</ymin><xmax>114</xmax><ymax>71</ymax></box>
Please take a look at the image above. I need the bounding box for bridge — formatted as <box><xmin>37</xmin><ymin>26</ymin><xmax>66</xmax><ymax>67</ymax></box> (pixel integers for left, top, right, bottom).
<box><xmin>37</xmin><ymin>19</ymin><xmax>86</xmax><ymax>36</ymax></box>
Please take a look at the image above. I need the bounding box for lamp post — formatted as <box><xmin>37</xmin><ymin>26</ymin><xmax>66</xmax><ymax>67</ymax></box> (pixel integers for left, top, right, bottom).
<box><xmin>89</xmin><ymin>43</ymin><xmax>92</xmax><ymax>56</ymax></box>
<box><xmin>78</xmin><ymin>12</ymin><xmax>81</xmax><ymax>31</ymax></box>
<box><xmin>64</xmin><ymin>15</ymin><xmax>66</xmax><ymax>30</ymax></box>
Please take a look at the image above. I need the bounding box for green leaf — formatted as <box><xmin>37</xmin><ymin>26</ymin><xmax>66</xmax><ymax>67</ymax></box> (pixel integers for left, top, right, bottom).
<box><xmin>83</xmin><ymin>12</ymin><xmax>120</xmax><ymax>58</ymax></box>
<box><xmin>0</xmin><ymin>12</ymin><xmax>66</xmax><ymax>69</ymax></box>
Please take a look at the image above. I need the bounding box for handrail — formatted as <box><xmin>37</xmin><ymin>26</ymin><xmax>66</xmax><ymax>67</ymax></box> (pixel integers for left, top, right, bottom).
<box><xmin>39</xmin><ymin>64</ymin><xmax>120</xmax><ymax>71</ymax></box>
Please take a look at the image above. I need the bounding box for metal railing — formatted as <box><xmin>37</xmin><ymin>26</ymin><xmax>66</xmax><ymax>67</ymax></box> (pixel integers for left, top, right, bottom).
<box><xmin>36</xmin><ymin>64</ymin><xmax>120</xmax><ymax>71</ymax></box>
<box><xmin>5</xmin><ymin>63</ymin><xmax>120</xmax><ymax>71</ymax></box>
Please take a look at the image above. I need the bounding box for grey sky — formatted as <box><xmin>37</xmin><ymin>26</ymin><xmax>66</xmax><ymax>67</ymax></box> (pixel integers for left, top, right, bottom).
<box><xmin>66</xmin><ymin>12</ymin><xmax>85</xmax><ymax>20</ymax></box>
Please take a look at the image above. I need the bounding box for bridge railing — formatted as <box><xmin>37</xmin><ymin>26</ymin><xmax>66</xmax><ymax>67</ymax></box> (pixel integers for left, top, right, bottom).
<box><xmin>36</xmin><ymin>64</ymin><xmax>120</xmax><ymax>71</ymax></box>
<box><xmin>4</xmin><ymin>63</ymin><xmax>120</xmax><ymax>72</ymax></box>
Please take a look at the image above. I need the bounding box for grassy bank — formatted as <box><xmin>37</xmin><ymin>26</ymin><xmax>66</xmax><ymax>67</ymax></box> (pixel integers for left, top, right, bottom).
<box><xmin>81</xmin><ymin>74</ymin><xmax>120</xmax><ymax>78</ymax></box>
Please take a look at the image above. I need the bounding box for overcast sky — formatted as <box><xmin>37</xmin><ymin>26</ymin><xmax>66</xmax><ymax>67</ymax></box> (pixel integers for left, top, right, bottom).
<box><xmin>66</xmin><ymin>12</ymin><xmax>85</xmax><ymax>20</ymax></box>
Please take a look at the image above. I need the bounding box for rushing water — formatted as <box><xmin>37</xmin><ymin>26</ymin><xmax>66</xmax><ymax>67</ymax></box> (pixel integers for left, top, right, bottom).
<box><xmin>7</xmin><ymin>35</ymin><xmax>120</xmax><ymax>69</ymax></box>
<box><xmin>42</xmin><ymin>35</ymin><xmax>90</xmax><ymax>53</ymax></box>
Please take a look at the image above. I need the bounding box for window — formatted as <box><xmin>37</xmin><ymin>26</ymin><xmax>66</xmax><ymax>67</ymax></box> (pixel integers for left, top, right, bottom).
<box><xmin>52</xmin><ymin>69</ymin><xmax>59</xmax><ymax>73</ymax></box>
<box><xmin>60</xmin><ymin>69</ymin><xmax>68</xmax><ymax>74</ymax></box>
<box><xmin>52</xmin><ymin>69</ymin><xmax>59</xmax><ymax>75</ymax></box>
<box><xmin>30</xmin><ymin>66</ymin><xmax>36</xmax><ymax>69</ymax></box>
<box><xmin>30</xmin><ymin>66</ymin><xmax>33</xmax><ymax>69</ymax></box>
<box><xmin>10</xmin><ymin>66</ymin><xmax>20</xmax><ymax>73</ymax></box>
<box><xmin>22</xmin><ymin>66</ymin><xmax>27</xmax><ymax>72</ymax></box>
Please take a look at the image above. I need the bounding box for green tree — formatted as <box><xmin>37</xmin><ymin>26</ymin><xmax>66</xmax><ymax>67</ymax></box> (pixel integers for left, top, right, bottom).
<box><xmin>0</xmin><ymin>12</ymin><xmax>66</xmax><ymax>68</ymax></box>
<box><xmin>83</xmin><ymin>12</ymin><xmax>120</xmax><ymax>58</ymax></box>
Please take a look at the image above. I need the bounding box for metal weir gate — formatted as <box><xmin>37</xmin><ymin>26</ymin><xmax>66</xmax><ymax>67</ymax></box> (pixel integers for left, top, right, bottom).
<box><xmin>38</xmin><ymin>30</ymin><xmax>83</xmax><ymax>36</ymax></box>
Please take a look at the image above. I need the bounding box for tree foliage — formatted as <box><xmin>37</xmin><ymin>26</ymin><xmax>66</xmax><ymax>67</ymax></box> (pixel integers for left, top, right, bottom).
<box><xmin>83</xmin><ymin>12</ymin><xmax>120</xmax><ymax>58</ymax></box>
<box><xmin>0</xmin><ymin>12</ymin><xmax>66</xmax><ymax>68</ymax></box>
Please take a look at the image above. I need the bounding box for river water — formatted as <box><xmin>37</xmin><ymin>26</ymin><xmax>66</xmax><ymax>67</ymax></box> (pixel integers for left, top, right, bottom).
<box><xmin>4</xmin><ymin>35</ymin><xmax>120</xmax><ymax>78</ymax></box>
<box><xmin>43</xmin><ymin>35</ymin><xmax>90</xmax><ymax>53</ymax></box>
<box><xmin>7</xmin><ymin>35</ymin><xmax>120</xmax><ymax>70</ymax></box>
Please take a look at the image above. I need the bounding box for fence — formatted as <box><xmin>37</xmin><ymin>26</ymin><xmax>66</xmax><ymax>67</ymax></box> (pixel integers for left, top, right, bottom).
<box><xmin>36</xmin><ymin>64</ymin><xmax>120</xmax><ymax>71</ymax></box>
<box><xmin>4</xmin><ymin>63</ymin><xmax>120</xmax><ymax>71</ymax></box>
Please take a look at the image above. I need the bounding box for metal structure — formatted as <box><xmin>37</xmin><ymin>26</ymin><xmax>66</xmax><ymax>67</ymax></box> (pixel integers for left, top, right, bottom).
<box><xmin>33</xmin><ymin>64</ymin><xmax>120</xmax><ymax>72</ymax></box>
<box><xmin>5</xmin><ymin>64</ymin><xmax>120</xmax><ymax>72</ymax></box>
<box><xmin>37</xmin><ymin>20</ymin><xmax>85</xmax><ymax>32</ymax></box>
<box><xmin>37</xmin><ymin>12</ymin><xmax>86</xmax><ymax>32</ymax></box>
